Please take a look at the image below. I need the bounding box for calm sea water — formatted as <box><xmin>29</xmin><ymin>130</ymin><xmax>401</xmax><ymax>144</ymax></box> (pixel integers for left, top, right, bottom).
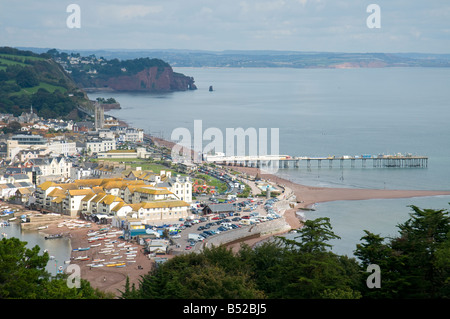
<box><xmin>90</xmin><ymin>67</ymin><xmax>450</xmax><ymax>257</ymax></box>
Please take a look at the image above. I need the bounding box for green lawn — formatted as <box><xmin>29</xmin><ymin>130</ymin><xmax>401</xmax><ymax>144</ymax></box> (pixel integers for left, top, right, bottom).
<box><xmin>194</xmin><ymin>173</ymin><xmax>228</xmax><ymax>193</ymax></box>
<box><xmin>0</xmin><ymin>53</ymin><xmax>45</xmax><ymax>63</ymax></box>
<box><xmin>9</xmin><ymin>82</ymin><xmax>68</xmax><ymax>96</ymax></box>
<box><xmin>93</xmin><ymin>158</ymin><xmax>180</xmax><ymax>175</ymax></box>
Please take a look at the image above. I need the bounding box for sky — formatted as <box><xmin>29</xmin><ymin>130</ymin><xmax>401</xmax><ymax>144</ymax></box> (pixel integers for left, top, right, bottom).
<box><xmin>0</xmin><ymin>0</ymin><xmax>449</xmax><ymax>53</ymax></box>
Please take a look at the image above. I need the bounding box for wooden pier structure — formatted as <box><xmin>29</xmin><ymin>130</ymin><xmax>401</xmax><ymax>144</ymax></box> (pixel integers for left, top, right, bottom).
<box><xmin>204</xmin><ymin>154</ymin><xmax>428</xmax><ymax>169</ymax></box>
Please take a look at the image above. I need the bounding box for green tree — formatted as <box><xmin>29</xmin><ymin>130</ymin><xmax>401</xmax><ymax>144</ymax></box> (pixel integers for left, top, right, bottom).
<box><xmin>16</xmin><ymin>67</ymin><xmax>39</xmax><ymax>88</ymax></box>
<box><xmin>239</xmin><ymin>220</ymin><xmax>362</xmax><ymax>299</ymax></box>
<box><xmin>0</xmin><ymin>237</ymin><xmax>50</xmax><ymax>298</ymax></box>
<box><xmin>135</xmin><ymin>245</ymin><xmax>264</xmax><ymax>299</ymax></box>
<box><xmin>355</xmin><ymin>205</ymin><xmax>450</xmax><ymax>298</ymax></box>
<box><xmin>118</xmin><ymin>276</ymin><xmax>139</xmax><ymax>299</ymax></box>
<box><xmin>0</xmin><ymin>237</ymin><xmax>110</xmax><ymax>299</ymax></box>
<box><xmin>282</xmin><ymin>217</ymin><xmax>341</xmax><ymax>253</ymax></box>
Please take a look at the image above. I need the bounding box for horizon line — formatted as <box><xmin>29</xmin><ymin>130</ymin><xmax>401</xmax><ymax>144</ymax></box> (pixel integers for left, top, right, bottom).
<box><xmin>13</xmin><ymin>46</ymin><xmax>450</xmax><ymax>56</ymax></box>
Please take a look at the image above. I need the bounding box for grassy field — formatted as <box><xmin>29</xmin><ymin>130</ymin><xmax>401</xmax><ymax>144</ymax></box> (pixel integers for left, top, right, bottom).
<box><xmin>93</xmin><ymin>158</ymin><xmax>179</xmax><ymax>175</ymax></box>
<box><xmin>0</xmin><ymin>53</ymin><xmax>46</xmax><ymax>63</ymax></box>
<box><xmin>8</xmin><ymin>82</ymin><xmax>68</xmax><ymax>96</ymax></box>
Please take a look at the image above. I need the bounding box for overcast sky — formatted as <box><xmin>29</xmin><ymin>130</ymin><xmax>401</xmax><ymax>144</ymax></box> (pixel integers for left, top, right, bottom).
<box><xmin>0</xmin><ymin>0</ymin><xmax>449</xmax><ymax>53</ymax></box>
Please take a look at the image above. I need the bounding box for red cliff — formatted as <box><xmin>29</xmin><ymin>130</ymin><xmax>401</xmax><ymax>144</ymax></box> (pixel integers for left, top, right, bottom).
<box><xmin>94</xmin><ymin>66</ymin><xmax>197</xmax><ymax>92</ymax></box>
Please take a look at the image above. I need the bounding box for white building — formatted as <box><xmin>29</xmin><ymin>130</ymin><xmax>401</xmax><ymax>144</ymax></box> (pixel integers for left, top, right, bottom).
<box><xmin>86</xmin><ymin>138</ymin><xmax>116</xmax><ymax>155</ymax></box>
<box><xmin>47</xmin><ymin>140</ymin><xmax>77</xmax><ymax>156</ymax></box>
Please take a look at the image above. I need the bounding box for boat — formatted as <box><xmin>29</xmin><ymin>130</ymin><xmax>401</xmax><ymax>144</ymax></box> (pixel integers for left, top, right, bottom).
<box><xmin>45</xmin><ymin>234</ymin><xmax>63</xmax><ymax>240</ymax></box>
<box><xmin>93</xmin><ymin>259</ymin><xmax>105</xmax><ymax>263</ymax></box>
<box><xmin>106</xmin><ymin>263</ymin><xmax>122</xmax><ymax>267</ymax></box>
<box><xmin>75</xmin><ymin>256</ymin><xmax>89</xmax><ymax>261</ymax></box>
<box><xmin>37</xmin><ymin>225</ymin><xmax>48</xmax><ymax>230</ymax></box>
<box><xmin>111</xmin><ymin>255</ymin><xmax>122</xmax><ymax>259</ymax></box>
<box><xmin>91</xmin><ymin>264</ymin><xmax>104</xmax><ymax>267</ymax></box>
<box><xmin>90</xmin><ymin>243</ymin><xmax>101</xmax><ymax>247</ymax></box>
<box><xmin>8</xmin><ymin>217</ymin><xmax>16</xmax><ymax>221</ymax></box>
<box><xmin>77</xmin><ymin>247</ymin><xmax>90</xmax><ymax>251</ymax></box>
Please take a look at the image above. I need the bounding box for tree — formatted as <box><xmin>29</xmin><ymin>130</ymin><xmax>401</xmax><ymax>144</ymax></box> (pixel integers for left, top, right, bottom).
<box><xmin>2</xmin><ymin>121</ymin><xmax>22</xmax><ymax>134</ymax></box>
<box><xmin>0</xmin><ymin>237</ymin><xmax>110</xmax><ymax>299</ymax></box>
<box><xmin>355</xmin><ymin>205</ymin><xmax>450</xmax><ymax>298</ymax></box>
<box><xmin>16</xmin><ymin>67</ymin><xmax>39</xmax><ymax>88</ymax></box>
<box><xmin>282</xmin><ymin>217</ymin><xmax>341</xmax><ymax>253</ymax></box>
<box><xmin>391</xmin><ymin>206</ymin><xmax>450</xmax><ymax>298</ymax></box>
<box><xmin>134</xmin><ymin>245</ymin><xmax>264</xmax><ymax>299</ymax></box>
<box><xmin>119</xmin><ymin>276</ymin><xmax>139</xmax><ymax>299</ymax></box>
<box><xmin>0</xmin><ymin>237</ymin><xmax>50</xmax><ymax>298</ymax></box>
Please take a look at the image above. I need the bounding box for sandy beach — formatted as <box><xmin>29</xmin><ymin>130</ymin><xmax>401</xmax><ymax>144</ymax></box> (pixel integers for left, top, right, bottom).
<box><xmin>41</xmin><ymin>220</ymin><xmax>155</xmax><ymax>297</ymax></box>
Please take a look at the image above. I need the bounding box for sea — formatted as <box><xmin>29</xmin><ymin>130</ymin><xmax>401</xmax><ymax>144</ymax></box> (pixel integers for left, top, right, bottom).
<box><xmin>5</xmin><ymin>67</ymin><xmax>449</xmax><ymax>262</ymax></box>
<box><xmin>88</xmin><ymin>67</ymin><xmax>450</xmax><ymax>258</ymax></box>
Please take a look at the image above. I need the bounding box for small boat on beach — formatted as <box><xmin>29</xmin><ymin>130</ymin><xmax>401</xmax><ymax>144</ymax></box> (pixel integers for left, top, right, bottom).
<box><xmin>75</xmin><ymin>256</ymin><xmax>89</xmax><ymax>261</ymax></box>
<box><xmin>93</xmin><ymin>259</ymin><xmax>105</xmax><ymax>263</ymax></box>
<box><xmin>77</xmin><ymin>247</ymin><xmax>90</xmax><ymax>251</ymax></box>
<box><xmin>106</xmin><ymin>262</ymin><xmax>125</xmax><ymax>267</ymax></box>
<box><xmin>45</xmin><ymin>234</ymin><xmax>63</xmax><ymax>240</ymax></box>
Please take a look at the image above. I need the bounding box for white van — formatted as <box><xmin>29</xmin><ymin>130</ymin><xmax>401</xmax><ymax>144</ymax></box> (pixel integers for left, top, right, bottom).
<box><xmin>220</xmin><ymin>222</ymin><xmax>233</xmax><ymax>230</ymax></box>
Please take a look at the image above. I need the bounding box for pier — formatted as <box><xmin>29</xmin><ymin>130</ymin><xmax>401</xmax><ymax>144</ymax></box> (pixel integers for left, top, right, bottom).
<box><xmin>204</xmin><ymin>154</ymin><xmax>428</xmax><ymax>169</ymax></box>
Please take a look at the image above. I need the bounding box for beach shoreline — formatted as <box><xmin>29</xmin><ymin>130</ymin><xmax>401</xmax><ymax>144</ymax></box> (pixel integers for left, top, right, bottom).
<box><xmin>230</xmin><ymin>165</ymin><xmax>450</xmax><ymax>207</ymax></box>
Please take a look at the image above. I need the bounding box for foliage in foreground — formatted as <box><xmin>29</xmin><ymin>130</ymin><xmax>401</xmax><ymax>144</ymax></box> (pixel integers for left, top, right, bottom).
<box><xmin>0</xmin><ymin>237</ymin><xmax>112</xmax><ymax>299</ymax></box>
